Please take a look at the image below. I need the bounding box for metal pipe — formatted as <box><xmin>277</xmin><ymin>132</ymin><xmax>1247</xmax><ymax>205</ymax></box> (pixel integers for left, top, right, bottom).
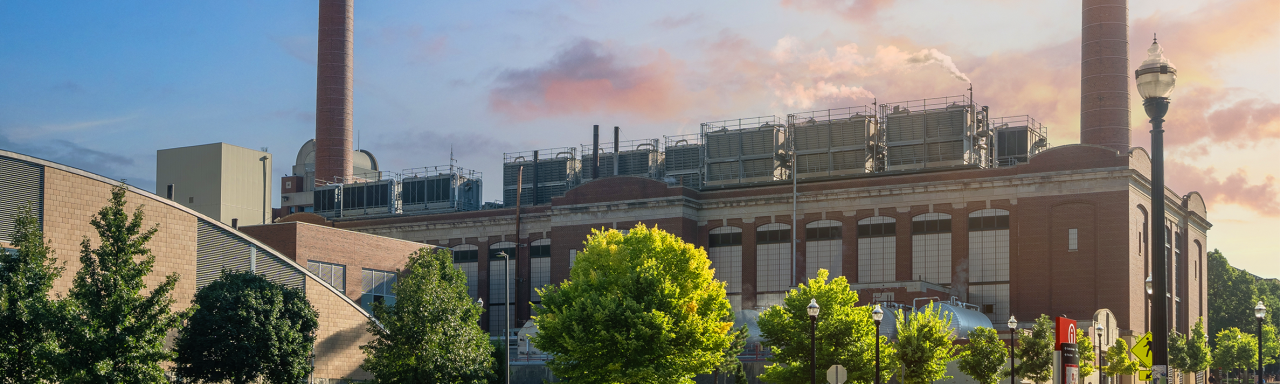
<box><xmin>592</xmin><ymin>125</ymin><xmax>600</xmax><ymax>180</ymax></box>
<box><xmin>613</xmin><ymin>126</ymin><xmax>620</xmax><ymax>176</ymax></box>
<box><xmin>532</xmin><ymin>151</ymin><xmax>539</xmax><ymax>206</ymax></box>
<box><xmin>1146</xmin><ymin>96</ymin><xmax>1170</xmax><ymax>384</ymax></box>
<box><xmin>508</xmin><ymin>165</ymin><xmax>523</xmax><ymax>384</ymax></box>
<box><xmin>791</xmin><ymin>122</ymin><xmax>798</xmax><ymax>288</ymax></box>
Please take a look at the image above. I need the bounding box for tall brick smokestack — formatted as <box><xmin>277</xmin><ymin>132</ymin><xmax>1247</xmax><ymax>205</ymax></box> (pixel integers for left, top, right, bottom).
<box><xmin>315</xmin><ymin>0</ymin><xmax>354</xmax><ymax>184</ymax></box>
<box><xmin>1080</xmin><ymin>0</ymin><xmax>1130</xmax><ymax>153</ymax></box>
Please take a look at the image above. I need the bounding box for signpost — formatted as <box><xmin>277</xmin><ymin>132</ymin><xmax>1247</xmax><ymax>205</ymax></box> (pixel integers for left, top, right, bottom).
<box><xmin>827</xmin><ymin>365</ymin><xmax>848</xmax><ymax>384</ymax></box>
<box><xmin>1130</xmin><ymin>332</ymin><xmax>1154</xmax><ymax>368</ymax></box>
<box><xmin>1139</xmin><ymin>370</ymin><xmax>1154</xmax><ymax>381</ymax></box>
<box><xmin>1057</xmin><ymin>317</ymin><xmax>1080</xmax><ymax>384</ymax></box>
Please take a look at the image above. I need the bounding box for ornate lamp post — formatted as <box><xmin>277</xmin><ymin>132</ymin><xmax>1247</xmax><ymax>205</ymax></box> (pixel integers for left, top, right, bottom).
<box><xmin>1136</xmin><ymin>36</ymin><xmax>1177</xmax><ymax>384</ymax></box>
<box><xmin>873</xmin><ymin>304</ymin><xmax>885</xmax><ymax>384</ymax></box>
<box><xmin>808</xmin><ymin>299</ymin><xmax>820</xmax><ymax>384</ymax></box>
<box><xmin>1257</xmin><ymin>302</ymin><xmax>1267</xmax><ymax>384</ymax></box>
<box><xmin>1097</xmin><ymin>323</ymin><xmax>1106</xmax><ymax>384</ymax></box>
<box><xmin>1009</xmin><ymin>316</ymin><xmax>1018</xmax><ymax>384</ymax></box>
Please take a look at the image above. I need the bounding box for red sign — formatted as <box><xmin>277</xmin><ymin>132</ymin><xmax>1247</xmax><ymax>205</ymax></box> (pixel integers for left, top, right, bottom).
<box><xmin>1056</xmin><ymin>317</ymin><xmax>1077</xmax><ymax>351</ymax></box>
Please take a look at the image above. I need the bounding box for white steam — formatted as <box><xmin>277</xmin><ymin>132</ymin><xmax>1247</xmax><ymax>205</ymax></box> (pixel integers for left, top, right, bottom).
<box><xmin>905</xmin><ymin>48</ymin><xmax>971</xmax><ymax>83</ymax></box>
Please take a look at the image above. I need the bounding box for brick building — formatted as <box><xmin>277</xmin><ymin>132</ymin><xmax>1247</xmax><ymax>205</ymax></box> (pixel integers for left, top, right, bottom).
<box><xmin>0</xmin><ymin>148</ymin><xmax>439</xmax><ymax>382</ymax></box>
<box><xmin>312</xmin><ymin>143</ymin><xmax>1209</xmax><ymax>349</ymax></box>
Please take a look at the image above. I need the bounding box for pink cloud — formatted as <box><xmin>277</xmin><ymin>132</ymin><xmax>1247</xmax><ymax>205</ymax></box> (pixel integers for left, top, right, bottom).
<box><xmin>778</xmin><ymin>0</ymin><xmax>896</xmax><ymax>22</ymax></box>
<box><xmin>1168</xmin><ymin>161</ymin><xmax>1280</xmax><ymax>217</ymax></box>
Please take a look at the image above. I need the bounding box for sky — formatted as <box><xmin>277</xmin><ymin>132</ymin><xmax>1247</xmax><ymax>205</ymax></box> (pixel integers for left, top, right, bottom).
<box><xmin>1</xmin><ymin>1</ymin><xmax>1277</xmax><ymax>276</ymax></box>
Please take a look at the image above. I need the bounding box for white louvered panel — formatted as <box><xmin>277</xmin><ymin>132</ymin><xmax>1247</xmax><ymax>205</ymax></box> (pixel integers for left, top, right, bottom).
<box><xmin>796</xmin><ymin>153</ymin><xmax>829</xmax><ymax>174</ymax></box>
<box><xmin>740</xmin><ymin>158</ymin><xmax>776</xmax><ymax>179</ymax></box>
<box><xmin>831</xmin><ymin>150</ymin><xmax>867</xmax><ymax>171</ymax></box>
<box><xmin>705</xmin><ymin>133</ymin><xmax>740</xmax><ymax>159</ymax></box>
<box><xmin>887</xmin><ymin>144</ymin><xmax>925</xmax><ymax>166</ymax></box>
<box><xmin>0</xmin><ymin>156</ymin><xmax>43</xmax><ymax>241</ymax></box>
<box><xmin>830</xmin><ymin>118</ymin><xmax>867</xmax><ymax>148</ymax></box>
<box><xmin>794</xmin><ymin>124</ymin><xmax>829</xmax><ymax>151</ymax></box>
<box><xmin>707</xmin><ymin>162</ymin><xmax>739</xmax><ymax>181</ymax></box>
<box><xmin>927</xmin><ymin>141</ymin><xmax>966</xmax><ymax>163</ymax></box>
<box><xmin>740</xmin><ymin>129</ymin><xmax>776</xmax><ymax>156</ymax></box>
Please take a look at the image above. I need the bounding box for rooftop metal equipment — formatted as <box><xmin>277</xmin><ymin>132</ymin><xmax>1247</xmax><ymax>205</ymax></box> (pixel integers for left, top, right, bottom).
<box><xmin>991</xmin><ymin>115</ymin><xmax>1049</xmax><ymax>166</ymax></box>
<box><xmin>880</xmin><ymin>95</ymin><xmax>992</xmax><ymax>171</ymax></box>
<box><xmin>662</xmin><ymin>133</ymin><xmax>703</xmax><ymax>189</ymax></box>
<box><xmin>580</xmin><ymin>138</ymin><xmax>662</xmax><ymax>182</ymax></box>
<box><xmin>313</xmin><ymin>177</ymin><xmax>398</xmax><ymax>219</ymax></box>
<box><xmin>400</xmin><ymin>165</ymin><xmax>483</xmax><ymax>214</ymax></box>
<box><xmin>702</xmin><ymin>116</ymin><xmax>787</xmax><ymax>187</ymax></box>
<box><xmin>787</xmin><ymin>105</ymin><xmax>878</xmax><ymax>179</ymax></box>
<box><xmin>503</xmin><ymin>148</ymin><xmax>578</xmax><ymax>207</ymax></box>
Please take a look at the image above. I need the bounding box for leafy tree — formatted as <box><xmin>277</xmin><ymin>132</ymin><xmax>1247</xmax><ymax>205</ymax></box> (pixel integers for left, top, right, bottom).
<box><xmin>1209</xmin><ymin>250</ymin><xmax>1259</xmax><ymax>343</ymax></box>
<box><xmin>896</xmin><ymin>304</ymin><xmax>961</xmax><ymax>384</ymax></box>
<box><xmin>1077</xmin><ymin>328</ymin><xmax>1097</xmax><ymax>378</ymax></box>
<box><xmin>532</xmin><ymin>225</ymin><xmax>733</xmax><ymax>383</ymax></box>
<box><xmin>174</xmin><ymin>270</ymin><xmax>318</xmax><ymax>383</ymax></box>
<box><xmin>1261</xmin><ymin>323</ymin><xmax>1278</xmax><ymax>367</ymax></box>
<box><xmin>1101</xmin><ymin>338</ymin><xmax>1139</xmax><ymax>378</ymax></box>
<box><xmin>361</xmin><ymin>248</ymin><xmax>493</xmax><ymax>383</ymax></box>
<box><xmin>57</xmin><ymin>184</ymin><xmax>189</xmax><ymax>382</ymax></box>
<box><xmin>712</xmin><ymin>325</ymin><xmax>749</xmax><ymax>384</ymax></box>
<box><xmin>0</xmin><ymin>204</ymin><xmax>65</xmax><ymax>382</ymax></box>
<box><xmin>958</xmin><ymin>327</ymin><xmax>1009</xmax><ymax>384</ymax></box>
<box><xmin>1185</xmin><ymin>318</ymin><xmax>1214</xmax><ymax>373</ymax></box>
<box><xmin>1012</xmin><ymin>315</ymin><xmax>1055</xmax><ymax>383</ymax></box>
<box><xmin>758</xmin><ymin>269</ymin><xmax>897</xmax><ymax>384</ymax></box>
<box><xmin>1171</xmin><ymin>330</ymin><xmax>1190</xmax><ymax>376</ymax></box>
<box><xmin>1213</xmin><ymin>328</ymin><xmax>1257</xmax><ymax>382</ymax></box>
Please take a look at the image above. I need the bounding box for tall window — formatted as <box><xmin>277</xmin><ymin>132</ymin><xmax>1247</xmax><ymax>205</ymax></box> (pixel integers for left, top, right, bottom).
<box><xmin>708</xmin><ymin>226</ymin><xmax>743</xmax><ymax>294</ymax></box>
<box><xmin>307</xmin><ymin>260</ymin><xmax>346</xmax><ymax>293</ymax></box>
<box><xmin>361</xmin><ymin>269</ymin><xmax>398</xmax><ymax>314</ymax></box>
<box><xmin>530</xmin><ymin>239</ymin><xmax>551</xmax><ymax>302</ymax></box>
<box><xmin>452</xmin><ymin>244</ymin><xmax>479</xmax><ymax>299</ymax></box>
<box><xmin>858</xmin><ymin>216</ymin><xmax>896</xmax><ymax>283</ymax></box>
<box><xmin>805</xmin><ymin>220</ymin><xmax>843</xmax><ymax>280</ymax></box>
<box><xmin>756</xmin><ymin>223</ymin><xmax>792</xmax><ymax>292</ymax></box>
<box><xmin>968</xmin><ymin>209</ymin><xmax>1010</xmax><ymax>283</ymax></box>
<box><xmin>912</xmin><ymin>213</ymin><xmax>952</xmax><ymax>284</ymax></box>
<box><xmin>1068</xmin><ymin>228</ymin><xmax>1078</xmax><ymax>251</ymax></box>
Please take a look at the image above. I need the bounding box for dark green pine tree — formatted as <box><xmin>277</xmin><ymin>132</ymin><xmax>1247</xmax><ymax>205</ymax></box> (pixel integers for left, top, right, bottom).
<box><xmin>0</xmin><ymin>204</ymin><xmax>65</xmax><ymax>382</ymax></box>
<box><xmin>1013</xmin><ymin>315</ymin><xmax>1057</xmax><ymax>384</ymax></box>
<box><xmin>174</xmin><ymin>270</ymin><xmax>318</xmax><ymax>384</ymax></box>
<box><xmin>58</xmin><ymin>184</ymin><xmax>190</xmax><ymax>383</ymax></box>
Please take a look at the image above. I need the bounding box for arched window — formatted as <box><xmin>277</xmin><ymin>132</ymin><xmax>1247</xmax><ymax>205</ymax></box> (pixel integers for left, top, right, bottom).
<box><xmin>451</xmin><ymin>244</ymin><xmax>479</xmax><ymax>262</ymax></box>
<box><xmin>857</xmin><ymin>217</ymin><xmax>896</xmax><ymax>283</ymax></box>
<box><xmin>530</xmin><ymin>238</ymin><xmax>551</xmax><ymax>258</ymax></box>
<box><xmin>805</xmin><ymin>220</ymin><xmax>843</xmax><ymax>280</ymax></box>
<box><xmin>489</xmin><ymin>241</ymin><xmax>516</xmax><ymax>259</ymax></box>
<box><xmin>707</xmin><ymin>226</ymin><xmax>743</xmax><ymax>295</ymax></box>
<box><xmin>451</xmin><ymin>244</ymin><xmax>480</xmax><ymax>299</ymax></box>
<box><xmin>912</xmin><ymin>213</ymin><xmax>952</xmax><ymax>284</ymax></box>
<box><xmin>756</xmin><ymin>223</ymin><xmax>792</xmax><ymax>292</ymax></box>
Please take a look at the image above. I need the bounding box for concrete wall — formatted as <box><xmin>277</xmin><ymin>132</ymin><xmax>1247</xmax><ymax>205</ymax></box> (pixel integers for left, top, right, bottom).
<box><xmin>156</xmin><ymin>142</ymin><xmax>271</xmax><ymax>226</ymax></box>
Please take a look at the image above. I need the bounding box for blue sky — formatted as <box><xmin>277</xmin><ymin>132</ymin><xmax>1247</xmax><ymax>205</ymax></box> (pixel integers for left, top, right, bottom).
<box><xmin>2</xmin><ymin>0</ymin><xmax>1277</xmax><ymax>276</ymax></box>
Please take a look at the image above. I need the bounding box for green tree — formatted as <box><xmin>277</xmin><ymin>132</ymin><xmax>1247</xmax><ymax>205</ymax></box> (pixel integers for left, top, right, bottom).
<box><xmin>1171</xmin><ymin>330</ymin><xmax>1190</xmax><ymax>377</ymax></box>
<box><xmin>1213</xmin><ymin>327</ymin><xmax>1257</xmax><ymax>382</ymax></box>
<box><xmin>57</xmin><ymin>184</ymin><xmax>189</xmax><ymax>383</ymax></box>
<box><xmin>532</xmin><ymin>225</ymin><xmax>734</xmax><ymax>383</ymax></box>
<box><xmin>1077</xmin><ymin>328</ymin><xmax>1096</xmax><ymax>378</ymax></box>
<box><xmin>1185</xmin><ymin>318</ymin><xmax>1214</xmax><ymax>373</ymax></box>
<box><xmin>1101</xmin><ymin>338</ymin><xmax>1139</xmax><ymax>378</ymax></box>
<box><xmin>1209</xmin><ymin>250</ymin><xmax>1259</xmax><ymax>343</ymax></box>
<box><xmin>1013</xmin><ymin>315</ymin><xmax>1055</xmax><ymax>383</ymax></box>
<box><xmin>0</xmin><ymin>204</ymin><xmax>65</xmax><ymax>382</ymax></box>
<box><xmin>174</xmin><ymin>270</ymin><xmax>318</xmax><ymax>383</ymax></box>
<box><xmin>896</xmin><ymin>304</ymin><xmax>960</xmax><ymax>384</ymax></box>
<box><xmin>757</xmin><ymin>269</ymin><xmax>897</xmax><ymax>384</ymax></box>
<box><xmin>713</xmin><ymin>325</ymin><xmax>749</xmax><ymax>384</ymax></box>
<box><xmin>361</xmin><ymin>248</ymin><xmax>493</xmax><ymax>383</ymax></box>
<box><xmin>958</xmin><ymin>327</ymin><xmax>1008</xmax><ymax>384</ymax></box>
<box><xmin>1261</xmin><ymin>323</ymin><xmax>1278</xmax><ymax>366</ymax></box>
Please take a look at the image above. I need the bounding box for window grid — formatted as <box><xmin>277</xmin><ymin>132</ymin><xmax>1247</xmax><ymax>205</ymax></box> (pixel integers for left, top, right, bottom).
<box><xmin>488</xmin><ymin>260</ymin><xmax>516</xmax><ymax>304</ymax></box>
<box><xmin>756</xmin><ymin>243</ymin><xmax>791</xmax><ymax>292</ymax></box>
<box><xmin>307</xmin><ymin>260</ymin><xmax>346</xmax><ymax>293</ymax></box>
<box><xmin>360</xmin><ymin>269</ymin><xmax>398</xmax><ymax>314</ymax></box>
<box><xmin>968</xmin><ymin>284</ymin><xmax>1010</xmax><ymax>324</ymax></box>
<box><xmin>530</xmin><ymin>257</ymin><xmax>551</xmax><ymax>302</ymax></box>
<box><xmin>805</xmin><ymin>239</ymin><xmax>842</xmax><ymax>280</ymax></box>
<box><xmin>912</xmin><ymin>233</ymin><xmax>952</xmax><ymax>284</ymax></box>
<box><xmin>1068</xmin><ymin>228</ymin><xmax>1079</xmax><ymax>251</ymax></box>
<box><xmin>858</xmin><ymin>237</ymin><xmax>896</xmax><ymax>283</ymax></box>
<box><xmin>453</xmin><ymin>262</ymin><xmax>479</xmax><ymax>299</ymax></box>
<box><xmin>488</xmin><ymin>304</ymin><xmax>511</xmax><ymax>336</ymax></box>
<box><xmin>708</xmin><ymin>246</ymin><xmax>743</xmax><ymax>293</ymax></box>
<box><xmin>968</xmin><ymin>230</ymin><xmax>1010</xmax><ymax>283</ymax></box>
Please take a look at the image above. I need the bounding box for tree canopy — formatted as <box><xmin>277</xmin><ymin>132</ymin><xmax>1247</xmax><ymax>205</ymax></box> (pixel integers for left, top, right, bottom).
<box><xmin>532</xmin><ymin>225</ymin><xmax>733</xmax><ymax>384</ymax></box>
<box><xmin>174</xmin><ymin>270</ymin><xmax>318</xmax><ymax>383</ymax></box>
<box><xmin>1212</xmin><ymin>327</ymin><xmax>1257</xmax><ymax>376</ymax></box>
<box><xmin>1101</xmin><ymin>338</ymin><xmax>1139</xmax><ymax>378</ymax></box>
<box><xmin>1076</xmin><ymin>328</ymin><xmax>1096</xmax><ymax>378</ymax></box>
<box><xmin>1012</xmin><ymin>315</ymin><xmax>1055</xmax><ymax>383</ymax></box>
<box><xmin>958</xmin><ymin>327</ymin><xmax>1008</xmax><ymax>384</ymax></box>
<box><xmin>758</xmin><ymin>269</ymin><xmax>896</xmax><ymax>384</ymax></box>
<box><xmin>896</xmin><ymin>304</ymin><xmax>960</xmax><ymax>384</ymax></box>
<box><xmin>361</xmin><ymin>247</ymin><xmax>493</xmax><ymax>383</ymax></box>
<box><xmin>0</xmin><ymin>204</ymin><xmax>64</xmax><ymax>382</ymax></box>
<box><xmin>57</xmin><ymin>184</ymin><xmax>189</xmax><ymax>382</ymax></box>
<box><xmin>1183</xmin><ymin>318</ymin><xmax>1213</xmax><ymax>373</ymax></box>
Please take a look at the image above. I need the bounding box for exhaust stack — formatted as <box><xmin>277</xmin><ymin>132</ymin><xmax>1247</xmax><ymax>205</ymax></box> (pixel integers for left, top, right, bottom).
<box><xmin>1080</xmin><ymin>0</ymin><xmax>1130</xmax><ymax>153</ymax></box>
<box><xmin>315</xmin><ymin>0</ymin><xmax>355</xmax><ymax>184</ymax></box>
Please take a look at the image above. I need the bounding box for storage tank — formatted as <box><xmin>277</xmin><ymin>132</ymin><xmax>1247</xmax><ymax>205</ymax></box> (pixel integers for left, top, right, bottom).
<box><xmin>918</xmin><ymin>300</ymin><xmax>996</xmax><ymax>339</ymax></box>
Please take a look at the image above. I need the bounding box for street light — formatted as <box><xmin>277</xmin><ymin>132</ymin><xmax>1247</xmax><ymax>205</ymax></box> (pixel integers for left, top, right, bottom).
<box><xmin>1097</xmin><ymin>323</ymin><xmax>1106</xmax><ymax>384</ymax></box>
<box><xmin>1146</xmin><ymin>275</ymin><xmax>1153</xmax><ymax>297</ymax></box>
<box><xmin>1136</xmin><ymin>36</ymin><xmax>1177</xmax><ymax>384</ymax></box>
<box><xmin>1009</xmin><ymin>316</ymin><xmax>1018</xmax><ymax>384</ymax></box>
<box><xmin>498</xmin><ymin>252</ymin><xmax>512</xmax><ymax>384</ymax></box>
<box><xmin>1257</xmin><ymin>301</ymin><xmax>1267</xmax><ymax>384</ymax></box>
<box><xmin>873</xmin><ymin>304</ymin><xmax>885</xmax><ymax>384</ymax></box>
<box><xmin>808</xmin><ymin>299</ymin><xmax>820</xmax><ymax>384</ymax></box>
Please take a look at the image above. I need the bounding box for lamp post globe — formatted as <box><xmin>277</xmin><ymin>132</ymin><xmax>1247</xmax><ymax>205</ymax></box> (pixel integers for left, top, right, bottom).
<box><xmin>808</xmin><ymin>299</ymin><xmax>820</xmax><ymax>384</ymax></box>
<box><xmin>1145</xmin><ymin>275</ymin><xmax>1153</xmax><ymax>297</ymax></box>
<box><xmin>1008</xmin><ymin>316</ymin><xmax>1018</xmax><ymax>384</ymax></box>
<box><xmin>1096</xmin><ymin>324</ymin><xmax>1106</xmax><ymax>384</ymax></box>
<box><xmin>1257</xmin><ymin>301</ymin><xmax>1267</xmax><ymax>384</ymax></box>
<box><xmin>873</xmin><ymin>304</ymin><xmax>884</xmax><ymax>384</ymax></box>
<box><xmin>1136</xmin><ymin>36</ymin><xmax>1177</xmax><ymax>384</ymax></box>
